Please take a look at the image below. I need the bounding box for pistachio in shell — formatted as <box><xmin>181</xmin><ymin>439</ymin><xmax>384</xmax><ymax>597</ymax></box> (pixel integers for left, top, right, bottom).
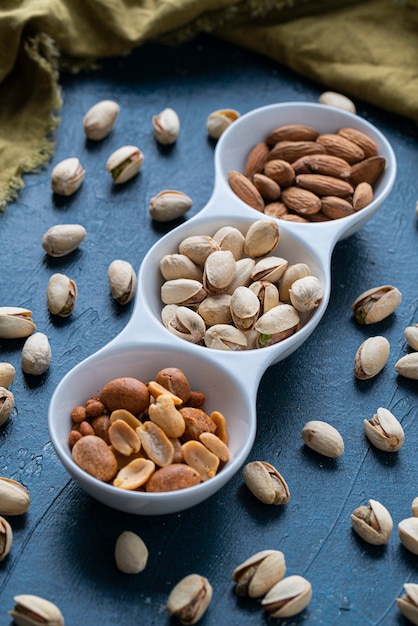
<box><xmin>83</xmin><ymin>99</ymin><xmax>120</xmax><ymax>140</ymax></box>
<box><xmin>42</xmin><ymin>224</ymin><xmax>86</xmax><ymax>257</ymax></box>
<box><xmin>47</xmin><ymin>273</ymin><xmax>77</xmax><ymax>317</ymax></box>
<box><xmin>51</xmin><ymin>157</ymin><xmax>85</xmax><ymax>196</ymax></box>
<box><xmin>107</xmin><ymin>259</ymin><xmax>137</xmax><ymax>305</ymax></box>
<box><xmin>106</xmin><ymin>145</ymin><xmax>144</xmax><ymax>184</ymax></box>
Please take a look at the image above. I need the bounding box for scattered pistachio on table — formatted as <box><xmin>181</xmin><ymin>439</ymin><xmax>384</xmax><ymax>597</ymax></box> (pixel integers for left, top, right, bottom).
<box><xmin>106</xmin><ymin>145</ymin><xmax>144</xmax><ymax>184</ymax></box>
<box><xmin>206</xmin><ymin>108</ymin><xmax>240</xmax><ymax>139</ymax></box>
<box><xmin>405</xmin><ymin>324</ymin><xmax>418</xmax><ymax>351</ymax></box>
<box><xmin>399</xmin><ymin>517</ymin><xmax>418</xmax><ymax>555</ymax></box>
<box><xmin>83</xmin><ymin>99</ymin><xmax>120</xmax><ymax>140</ymax></box>
<box><xmin>395</xmin><ymin>353</ymin><xmax>418</xmax><ymax>380</ymax></box>
<box><xmin>397</xmin><ymin>583</ymin><xmax>418</xmax><ymax>626</ymax></box>
<box><xmin>412</xmin><ymin>498</ymin><xmax>418</xmax><ymax>518</ymax></box>
<box><xmin>149</xmin><ymin>190</ymin><xmax>192</xmax><ymax>222</ymax></box>
<box><xmin>354</xmin><ymin>336</ymin><xmax>390</xmax><ymax>380</ymax></box>
<box><xmin>152</xmin><ymin>107</ymin><xmax>180</xmax><ymax>144</ymax></box>
<box><xmin>319</xmin><ymin>91</ymin><xmax>356</xmax><ymax>113</ymax></box>
<box><xmin>0</xmin><ymin>516</ymin><xmax>12</xmax><ymax>561</ymax></box>
<box><xmin>21</xmin><ymin>332</ymin><xmax>52</xmax><ymax>376</ymax></box>
<box><xmin>261</xmin><ymin>574</ymin><xmax>313</xmax><ymax>618</ymax></box>
<box><xmin>47</xmin><ymin>273</ymin><xmax>77</xmax><ymax>317</ymax></box>
<box><xmin>0</xmin><ymin>387</ymin><xmax>14</xmax><ymax>427</ymax></box>
<box><xmin>232</xmin><ymin>549</ymin><xmax>286</xmax><ymax>598</ymax></box>
<box><xmin>0</xmin><ymin>363</ymin><xmax>15</xmax><ymax>388</ymax></box>
<box><xmin>350</xmin><ymin>499</ymin><xmax>393</xmax><ymax>545</ymax></box>
<box><xmin>0</xmin><ymin>307</ymin><xmax>36</xmax><ymax>339</ymax></box>
<box><xmin>115</xmin><ymin>531</ymin><xmax>148</xmax><ymax>574</ymax></box>
<box><xmin>166</xmin><ymin>573</ymin><xmax>212</xmax><ymax>625</ymax></box>
<box><xmin>0</xmin><ymin>477</ymin><xmax>30</xmax><ymax>516</ymax></box>
<box><xmin>352</xmin><ymin>285</ymin><xmax>402</xmax><ymax>324</ymax></box>
<box><xmin>107</xmin><ymin>259</ymin><xmax>137</xmax><ymax>304</ymax></box>
<box><xmin>242</xmin><ymin>461</ymin><xmax>290</xmax><ymax>505</ymax></box>
<box><xmin>51</xmin><ymin>157</ymin><xmax>85</xmax><ymax>196</ymax></box>
<box><xmin>9</xmin><ymin>594</ymin><xmax>64</xmax><ymax>626</ymax></box>
<box><xmin>363</xmin><ymin>407</ymin><xmax>404</xmax><ymax>452</ymax></box>
<box><xmin>301</xmin><ymin>420</ymin><xmax>344</xmax><ymax>458</ymax></box>
<box><xmin>42</xmin><ymin>224</ymin><xmax>87</xmax><ymax>257</ymax></box>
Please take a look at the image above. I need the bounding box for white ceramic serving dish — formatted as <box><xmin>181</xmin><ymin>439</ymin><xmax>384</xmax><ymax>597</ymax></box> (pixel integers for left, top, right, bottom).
<box><xmin>48</xmin><ymin>102</ymin><xmax>396</xmax><ymax>515</ymax></box>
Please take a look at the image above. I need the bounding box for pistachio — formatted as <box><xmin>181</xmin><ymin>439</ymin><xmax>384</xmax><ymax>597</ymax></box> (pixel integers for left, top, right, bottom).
<box><xmin>107</xmin><ymin>259</ymin><xmax>137</xmax><ymax>305</ymax></box>
<box><xmin>0</xmin><ymin>387</ymin><xmax>14</xmax><ymax>426</ymax></box>
<box><xmin>161</xmin><ymin>279</ymin><xmax>206</xmax><ymax>306</ymax></box>
<box><xmin>289</xmin><ymin>275</ymin><xmax>323</xmax><ymax>312</ymax></box>
<box><xmin>178</xmin><ymin>235</ymin><xmax>220</xmax><ymax>266</ymax></box>
<box><xmin>167</xmin><ymin>573</ymin><xmax>213</xmax><ymax>625</ymax></box>
<box><xmin>230</xmin><ymin>286</ymin><xmax>260</xmax><ymax>330</ymax></box>
<box><xmin>225</xmin><ymin>257</ymin><xmax>255</xmax><ymax>294</ymax></box>
<box><xmin>397</xmin><ymin>583</ymin><xmax>418</xmax><ymax>625</ymax></box>
<box><xmin>83</xmin><ymin>99</ymin><xmax>120</xmax><ymax>140</ymax></box>
<box><xmin>232</xmin><ymin>550</ymin><xmax>286</xmax><ymax>598</ymax></box>
<box><xmin>352</xmin><ymin>285</ymin><xmax>402</xmax><ymax>324</ymax></box>
<box><xmin>51</xmin><ymin>157</ymin><xmax>85</xmax><ymax>196</ymax></box>
<box><xmin>279</xmin><ymin>263</ymin><xmax>311</xmax><ymax>302</ymax></box>
<box><xmin>149</xmin><ymin>190</ymin><xmax>192</xmax><ymax>222</ymax></box>
<box><xmin>301</xmin><ymin>420</ymin><xmax>344</xmax><ymax>458</ymax></box>
<box><xmin>204</xmin><ymin>324</ymin><xmax>247</xmax><ymax>351</ymax></box>
<box><xmin>243</xmin><ymin>460</ymin><xmax>290</xmax><ymax>505</ymax></box>
<box><xmin>363</xmin><ymin>407</ymin><xmax>404</xmax><ymax>452</ymax></box>
<box><xmin>262</xmin><ymin>575</ymin><xmax>312</xmax><ymax>618</ymax></box>
<box><xmin>0</xmin><ymin>307</ymin><xmax>36</xmax><ymax>339</ymax></box>
<box><xmin>42</xmin><ymin>224</ymin><xmax>86</xmax><ymax>257</ymax></box>
<box><xmin>354</xmin><ymin>336</ymin><xmax>390</xmax><ymax>380</ymax></box>
<box><xmin>160</xmin><ymin>254</ymin><xmax>202</xmax><ymax>281</ymax></box>
<box><xmin>206</xmin><ymin>108</ymin><xmax>240</xmax><ymax>139</ymax></box>
<box><xmin>243</xmin><ymin>218</ymin><xmax>279</xmax><ymax>258</ymax></box>
<box><xmin>198</xmin><ymin>294</ymin><xmax>232</xmax><ymax>326</ymax></box>
<box><xmin>254</xmin><ymin>304</ymin><xmax>300</xmax><ymax>348</ymax></box>
<box><xmin>166</xmin><ymin>306</ymin><xmax>206</xmax><ymax>344</ymax></box>
<box><xmin>115</xmin><ymin>530</ymin><xmax>148</xmax><ymax>574</ymax></box>
<box><xmin>0</xmin><ymin>516</ymin><xmax>12</xmax><ymax>561</ymax></box>
<box><xmin>249</xmin><ymin>280</ymin><xmax>279</xmax><ymax>314</ymax></box>
<box><xmin>152</xmin><ymin>107</ymin><xmax>180</xmax><ymax>145</ymax></box>
<box><xmin>106</xmin><ymin>145</ymin><xmax>144</xmax><ymax>184</ymax></box>
<box><xmin>412</xmin><ymin>497</ymin><xmax>418</xmax><ymax>518</ymax></box>
<box><xmin>399</xmin><ymin>517</ymin><xmax>418</xmax><ymax>555</ymax></box>
<box><xmin>0</xmin><ymin>362</ymin><xmax>15</xmax><ymax>388</ymax></box>
<box><xmin>212</xmin><ymin>226</ymin><xmax>245</xmax><ymax>260</ymax></box>
<box><xmin>350</xmin><ymin>499</ymin><xmax>393</xmax><ymax>545</ymax></box>
<box><xmin>9</xmin><ymin>594</ymin><xmax>64</xmax><ymax>626</ymax></box>
<box><xmin>319</xmin><ymin>91</ymin><xmax>356</xmax><ymax>113</ymax></box>
<box><xmin>203</xmin><ymin>250</ymin><xmax>236</xmax><ymax>294</ymax></box>
<box><xmin>47</xmin><ymin>273</ymin><xmax>77</xmax><ymax>317</ymax></box>
<box><xmin>395</xmin><ymin>353</ymin><xmax>418</xmax><ymax>380</ymax></box>
<box><xmin>21</xmin><ymin>332</ymin><xmax>51</xmax><ymax>375</ymax></box>
<box><xmin>251</xmin><ymin>256</ymin><xmax>288</xmax><ymax>283</ymax></box>
<box><xmin>0</xmin><ymin>477</ymin><xmax>30</xmax><ymax>515</ymax></box>
<box><xmin>405</xmin><ymin>324</ymin><xmax>418</xmax><ymax>351</ymax></box>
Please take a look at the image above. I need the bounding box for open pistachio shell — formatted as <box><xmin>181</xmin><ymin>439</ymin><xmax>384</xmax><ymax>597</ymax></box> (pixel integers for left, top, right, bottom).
<box><xmin>0</xmin><ymin>307</ymin><xmax>36</xmax><ymax>339</ymax></box>
<box><xmin>262</xmin><ymin>575</ymin><xmax>312</xmax><ymax>618</ymax></box>
<box><xmin>350</xmin><ymin>499</ymin><xmax>393</xmax><ymax>545</ymax></box>
<box><xmin>47</xmin><ymin>273</ymin><xmax>77</xmax><ymax>317</ymax></box>
<box><xmin>51</xmin><ymin>157</ymin><xmax>85</xmax><ymax>196</ymax></box>
<box><xmin>232</xmin><ymin>550</ymin><xmax>286</xmax><ymax>598</ymax></box>
<box><xmin>106</xmin><ymin>145</ymin><xmax>144</xmax><ymax>184</ymax></box>
<box><xmin>107</xmin><ymin>260</ymin><xmax>137</xmax><ymax>305</ymax></box>
<box><xmin>397</xmin><ymin>583</ymin><xmax>418</xmax><ymax>625</ymax></box>
<box><xmin>9</xmin><ymin>594</ymin><xmax>64</xmax><ymax>626</ymax></box>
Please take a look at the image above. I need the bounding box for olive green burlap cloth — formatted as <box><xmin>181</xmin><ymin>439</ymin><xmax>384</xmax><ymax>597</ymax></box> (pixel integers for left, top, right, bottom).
<box><xmin>0</xmin><ymin>0</ymin><xmax>417</xmax><ymax>209</ymax></box>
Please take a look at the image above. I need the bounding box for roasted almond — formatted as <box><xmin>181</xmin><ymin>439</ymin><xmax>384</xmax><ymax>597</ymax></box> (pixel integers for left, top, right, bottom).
<box><xmin>337</xmin><ymin>127</ymin><xmax>378</xmax><ymax>158</ymax></box>
<box><xmin>268</xmin><ymin>140</ymin><xmax>326</xmax><ymax>163</ymax></box>
<box><xmin>280</xmin><ymin>213</ymin><xmax>309</xmax><ymax>222</ymax></box>
<box><xmin>316</xmin><ymin>133</ymin><xmax>365</xmax><ymax>163</ymax></box>
<box><xmin>346</xmin><ymin>156</ymin><xmax>386</xmax><ymax>186</ymax></box>
<box><xmin>265</xmin><ymin>124</ymin><xmax>319</xmax><ymax>146</ymax></box>
<box><xmin>228</xmin><ymin>170</ymin><xmax>265</xmax><ymax>211</ymax></box>
<box><xmin>243</xmin><ymin>142</ymin><xmax>269</xmax><ymax>178</ymax></box>
<box><xmin>264</xmin><ymin>202</ymin><xmax>288</xmax><ymax>218</ymax></box>
<box><xmin>281</xmin><ymin>187</ymin><xmax>321</xmax><ymax>215</ymax></box>
<box><xmin>263</xmin><ymin>159</ymin><xmax>295</xmax><ymax>187</ymax></box>
<box><xmin>253</xmin><ymin>173</ymin><xmax>281</xmax><ymax>201</ymax></box>
<box><xmin>321</xmin><ymin>196</ymin><xmax>355</xmax><ymax>219</ymax></box>
<box><xmin>353</xmin><ymin>181</ymin><xmax>373</xmax><ymax>210</ymax></box>
<box><xmin>292</xmin><ymin>154</ymin><xmax>351</xmax><ymax>178</ymax></box>
<box><xmin>295</xmin><ymin>174</ymin><xmax>353</xmax><ymax>197</ymax></box>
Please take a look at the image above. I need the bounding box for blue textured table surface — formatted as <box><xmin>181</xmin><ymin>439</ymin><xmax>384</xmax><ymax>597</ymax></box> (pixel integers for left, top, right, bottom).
<box><xmin>1</xmin><ymin>34</ymin><xmax>418</xmax><ymax>626</ymax></box>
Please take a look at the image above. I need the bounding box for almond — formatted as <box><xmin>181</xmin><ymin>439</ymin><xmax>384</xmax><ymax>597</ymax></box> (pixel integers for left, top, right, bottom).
<box><xmin>353</xmin><ymin>181</ymin><xmax>373</xmax><ymax>210</ymax></box>
<box><xmin>253</xmin><ymin>173</ymin><xmax>281</xmax><ymax>201</ymax></box>
<box><xmin>228</xmin><ymin>170</ymin><xmax>265</xmax><ymax>212</ymax></box>
<box><xmin>337</xmin><ymin>127</ymin><xmax>378</xmax><ymax>158</ymax></box>
<box><xmin>292</xmin><ymin>154</ymin><xmax>351</xmax><ymax>178</ymax></box>
<box><xmin>281</xmin><ymin>187</ymin><xmax>321</xmax><ymax>215</ymax></box>
<box><xmin>264</xmin><ymin>201</ymin><xmax>288</xmax><ymax>218</ymax></box>
<box><xmin>346</xmin><ymin>156</ymin><xmax>386</xmax><ymax>186</ymax></box>
<box><xmin>265</xmin><ymin>124</ymin><xmax>319</xmax><ymax>146</ymax></box>
<box><xmin>263</xmin><ymin>159</ymin><xmax>295</xmax><ymax>187</ymax></box>
<box><xmin>308</xmin><ymin>211</ymin><xmax>331</xmax><ymax>222</ymax></box>
<box><xmin>280</xmin><ymin>213</ymin><xmax>309</xmax><ymax>222</ymax></box>
<box><xmin>321</xmin><ymin>196</ymin><xmax>354</xmax><ymax>219</ymax></box>
<box><xmin>316</xmin><ymin>133</ymin><xmax>365</xmax><ymax>163</ymax></box>
<box><xmin>295</xmin><ymin>174</ymin><xmax>353</xmax><ymax>197</ymax></box>
<box><xmin>243</xmin><ymin>142</ymin><xmax>269</xmax><ymax>179</ymax></box>
<box><xmin>268</xmin><ymin>140</ymin><xmax>326</xmax><ymax>163</ymax></box>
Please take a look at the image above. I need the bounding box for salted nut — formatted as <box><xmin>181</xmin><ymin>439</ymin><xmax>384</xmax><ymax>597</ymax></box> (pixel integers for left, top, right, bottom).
<box><xmin>350</xmin><ymin>499</ymin><xmax>393</xmax><ymax>545</ymax></box>
<box><xmin>83</xmin><ymin>99</ymin><xmax>120</xmax><ymax>140</ymax></box>
<box><xmin>0</xmin><ymin>362</ymin><xmax>15</xmax><ymax>388</ymax></box>
<box><xmin>107</xmin><ymin>259</ymin><xmax>137</xmax><ymax>305</ymax></box>
<box><xmin>352</xmin><ymin>285</ymin><xmax>402</xmax><ymax>324</ymax></box>
<box><xmin>0</xmin><ymin>387</ymin><xmax>14</xmax><ymax>427</ymax></box>
<box><xmin>152</xmin><ymin>107</ymin><xmax>180</xmax><ymax>145</ymax></box>
<box><xmin>0</xmin><ymin>515</ymin><xmax>12</xmax><ymax>561</ymax></box>
<box><xmin>51</xmin><ymin>157</ymin><xmax>85</xmax><ymax>196</ymax></box>
<box><xmin>114</xmin><ymin>530</ymin><xmax>148</xmax><ymax>574</ymax></box>
<box><xmin>301</xmin><ymin>420</ymin><xmax>344</xmax><ymax>458</ymax></box>
<box><xmin>113</xmin><ymin>458</ymin><xmax>155</xmax><ymax>490</ymax></box>
<box><xmin>354</xmin><ymin>336</ymin><xmax>390</xmax><ymax>380</ymax></box>
<box><xmin>166</xmin><ymin>573</ymin><xmax>213</xmax><ymax>625</ymax></box>
<box><xmin>21</xmin><ymin>332</ymin><xmax>52</xmax><ymax>376</ymax></box>
<box><xmin>319</xmin><ymin>91</ymin><xmax>356</xmax><ymax>113</ymax></box>
<box><xmin>243</xmin><ymin>460</ymin><xmax>290</xmax><ymax>505</ymax></box>
<box><xmin>395</xmin><ymin>353</ymin><xmax>418</xmax><ymax>380</ymax></box>
<box><xmin>106</xmin><ymin>145</ymin><xmax>144</xmax><ymax>184</ymax></box>
<box><xmin>261</xmin><ymin>574</ymin><xmax>313</xmax><ymax>618</ymax></box>
<box><xmin>9</xmin><ymin>594</ymin><xmax>64</xmax><ymax>626</ymax></box>
<box><xmin>0</xmin><ymin>307</ymin><xmax>36</xmax><ymax>339</ymax></box>
<box><xmin>399</xmin><ymin>517</ymin><xmax>418</xmax><ymax>555</ymax></box>
<box><xmin>232</xmin><ymin>550</ymin><xmax>286</xmax><ymax>598</ymax></box>
<box><xmin>405</xmin><ymin>324</ymin><xmax>418</xmax><ymax>351</ymax></box>
<box><xmin>363</xmin><ymin>407</ymin><xmax>404</xmax><ymax>452</ymax></box>
<box><xmin>206</xmin><ymin>108</ymin><xmax>240</xmax><ymax>139</ymax></box>
<box><xmin>0</xmin><ymin>477</ymin><xmax>30</xmax><ymax>515</ymax></box>
<box><xmin>47</xmin><ymin>273</ymin><xmax>77</xmax><ymax>317</ymax></box>
<box><xmin>397</xmin><ymin>583</ymin><xmax>418</xmax><ymax>625</ymax></box>
<box><xmin>149</xmin><ymin>190</ymin><xmax>192</xmax><ymax>222</ymax></box>
<box><xmin>42</xmin><ymin>224</ymin><xmax>87</xmax><ymax>257</ymax></box>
